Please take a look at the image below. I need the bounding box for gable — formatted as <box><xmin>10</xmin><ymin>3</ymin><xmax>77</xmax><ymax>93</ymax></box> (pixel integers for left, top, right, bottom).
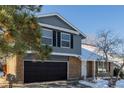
<box><xmin>38</xmin><ymin>15</ymin><xmax>76</xmax><ymax>31</ymax></box>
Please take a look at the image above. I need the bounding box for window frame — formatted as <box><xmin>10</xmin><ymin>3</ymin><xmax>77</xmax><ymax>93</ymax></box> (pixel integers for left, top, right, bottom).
<box><xmin>42</xmin><ymin>28</ymin><xmax>53</xmax><ymax>46</ymax></box>
<box><xmin>61</xmin><ymin>32</ymin><xmax>71</xmax><ymax>48</ymax></box>
<box><xmin>97</xmin><ymin>62</ymin><xmax>107</xmax><ymax>73</ymax></box>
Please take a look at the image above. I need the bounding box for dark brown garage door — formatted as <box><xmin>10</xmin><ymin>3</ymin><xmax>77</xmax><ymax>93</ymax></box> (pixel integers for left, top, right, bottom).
<box><xmin>24</xmin><ymin>61</ymin><xmax>67</xmax><ymax>83</ymax></box>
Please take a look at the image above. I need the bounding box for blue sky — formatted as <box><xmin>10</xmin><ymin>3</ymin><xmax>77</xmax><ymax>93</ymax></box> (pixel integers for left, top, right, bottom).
<box><xmin>40</xmin><ymin>5</ymin><xmax>124</xmax><ymax>39</ymax></box>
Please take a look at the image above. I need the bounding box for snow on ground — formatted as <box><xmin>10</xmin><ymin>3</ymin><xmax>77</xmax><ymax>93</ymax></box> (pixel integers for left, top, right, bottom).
<box><xmin>95</xmin><ymin>79</ymin><xmax>109</xmax><ymax>88</ymax></box>
<box><xmin>79</xmin><ymin>79</ymin><xmax>109</xmax><ymax>88</ymax></box>
<box><xmin>79</xmin><ymin>81</ymin><xmax>95</xmax><ymax>88</ymax></box>
<box><xmin>116</xmin><ymin>80</ymin><xmax>124</xmax><ymax>88</ymax></box>
<box><xmin>79</xmin><ymin>79</ymin><xmax>124</xmax><ymax>88</ymax></box>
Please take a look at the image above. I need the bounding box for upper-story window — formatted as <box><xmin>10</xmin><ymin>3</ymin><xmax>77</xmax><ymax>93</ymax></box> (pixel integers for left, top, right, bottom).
<box><xmin>61</xmin><ymin>32</ymin><xmax>70</xmax><ymax>48</ymax></box>
<box><xmin>42</xmin><ymin>28</ymin><xmax>53</xmax><ymax>46</ymax></box>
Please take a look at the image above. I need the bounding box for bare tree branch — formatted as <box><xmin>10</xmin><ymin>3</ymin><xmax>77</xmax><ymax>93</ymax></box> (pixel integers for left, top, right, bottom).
<box><xmin>96</xmin><ymin>30</ymin><xmax>122</xmax><ymax>77</ymax></box>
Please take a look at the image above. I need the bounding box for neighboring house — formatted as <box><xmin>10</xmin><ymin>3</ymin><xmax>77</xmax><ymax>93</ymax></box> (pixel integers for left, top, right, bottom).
<box><xmin>81</xmin><ymin>43</ymin><xmax>122</xmax><ymax>80</ymax></box>
<box><xmin>5</xmin><ymin>13</ymin><xmax>86</xmax><ymax>83</ymax></box>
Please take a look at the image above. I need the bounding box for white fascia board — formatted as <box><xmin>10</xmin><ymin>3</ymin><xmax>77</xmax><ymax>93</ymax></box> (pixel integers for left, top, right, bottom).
<box><xmin>51</xmin><ymin>52</ymin><xmax>80</xmax><ymax>57</ymax></box>
<box><xmin>83</xmin><ymin>59</ymin><xmax>114</xmax><ymax>63</ymax></box>
<box><xmin>37</xmin><ymin>13</ymin><xmax>57</xmax><ymax>18</ymax></box>
<box><xmin>26</xmin><ymin>51</ymin><xmax>80</xmax><ymax>57</ymax></box>
<box><xmin>39</xmin><ymin>23</ymin><xmax>79</xmax><ymax>35</ymax></box>
<box><xmin>37</xmin><ymin>13</ymin><xmax>86</xmax><ymax>38</ymax></box>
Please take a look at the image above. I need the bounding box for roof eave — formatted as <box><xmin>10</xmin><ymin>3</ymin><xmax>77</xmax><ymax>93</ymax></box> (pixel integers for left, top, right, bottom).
<box><xmin>37</xmin><ymin>13</ymin><xmax>87</xmax><ymax>39</ymax></box>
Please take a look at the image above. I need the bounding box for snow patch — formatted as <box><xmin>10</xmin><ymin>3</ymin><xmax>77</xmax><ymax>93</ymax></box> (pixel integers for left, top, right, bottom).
<box><xmin>79</xmin><ymin>81</ymin><xmax>95</xmax><ymax>88</ymax></box>
<box><xmin>79</xmin><ymin>79</ymin><xmax>109</xmax><ymax>88</ymax></box>
<box><xmin>116</xmin><ymin>80</ymin><xmax>124</xmax><ymax>88</ymax></box>
<box><xmin>79</xmin><ymin>79</ymin><xmax>124</xmax><ymax>88</ymax></box>
<box><xmin>95</xmin><ymin>80</ymin><xmax>109</xmax><ymax>88</ymax></box>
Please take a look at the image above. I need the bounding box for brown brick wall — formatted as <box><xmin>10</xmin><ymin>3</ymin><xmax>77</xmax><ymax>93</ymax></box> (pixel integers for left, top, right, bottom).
<box><xmin>7</xmin><ymin>55</ymin><xmax>17</xmax><ymax>75</ymax></box>
<box><xmin>87</xmin><ymin>61</ymin><xmax>114</xmax><ymax>77</ymax></box>
<box><xmin>68</xmin><ymin>56</ymin><xmax>81</xmax><ymax>80</ymax></box>
<box><xmin>6</xmin><ymin>55</ymin><xmax>24</xmax><ymax>84</ymax></box>
<box><xmin>16</xmin><ymin>55</ymin><xmax>24</xmax><ymax>83</ymax></box>
<box><xmin>87</xmin><ymin>61</ymin><xmax>93</xmax><ymax>77</ymax></box>
<box><xmin>110</xmin><ymin>62</ymin><xmax>114</xmax><ymax>76</ymax></box>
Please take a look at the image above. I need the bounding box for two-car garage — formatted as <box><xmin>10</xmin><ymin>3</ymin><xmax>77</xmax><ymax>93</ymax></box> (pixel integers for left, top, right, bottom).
<box><xmin>6</xmin><ymin>55</ymin><xmax>81</xmax><ymax>83</ymax></box>
<box><xmin>24</xmin><ymin>61</ymin><xmax>67</xmax><ymax>83</ymax></box>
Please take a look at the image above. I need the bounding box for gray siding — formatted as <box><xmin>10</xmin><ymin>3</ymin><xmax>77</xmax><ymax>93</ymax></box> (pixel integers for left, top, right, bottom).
<box><xmin>24</xmin><ymin>54</ymin><xmax>69</xmax><ymax>62</ymax></box>
<box><xmin>41</xmin><ymin>27</ymin><xmax>82</xmax><ymax>55</ymax></box>
<box><xmin>49</xmin><ymin>55</ymin><xmax>69</xmax><ymax>61</ymax></box>
<box><xmin>52</xmin><ymin>34</ymin><xmax>81</xmax><ymax>55</ymax></box>
<box><xmin>38</xmin><ymin>15</ymin><xmax>76</xmax><ymax>31</ymax></box>
<box><xmin>38</xmin><ymin>15</ymin><xmax>82</xmax><ymax>56</ymax></box>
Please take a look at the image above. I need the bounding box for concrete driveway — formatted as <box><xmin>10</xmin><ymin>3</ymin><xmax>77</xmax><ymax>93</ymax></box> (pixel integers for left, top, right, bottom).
<box><xmin>0</xmin><ymin>80</ymin><xmax>91</xmax><ymax>88</ymax></box>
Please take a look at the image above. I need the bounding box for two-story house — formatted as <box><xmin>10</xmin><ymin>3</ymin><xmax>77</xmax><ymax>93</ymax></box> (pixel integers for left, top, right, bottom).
<box><xmin>6</xmin><ymin>13</ymin><xmax>86</xmax><ymax>83</ymax></box>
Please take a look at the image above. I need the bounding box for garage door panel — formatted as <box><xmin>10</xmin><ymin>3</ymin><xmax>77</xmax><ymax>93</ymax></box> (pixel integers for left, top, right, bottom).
<box><xmin>24</xmin><ymin>61</ymin><xmax>67</xmax><ymax>83</ymax></box>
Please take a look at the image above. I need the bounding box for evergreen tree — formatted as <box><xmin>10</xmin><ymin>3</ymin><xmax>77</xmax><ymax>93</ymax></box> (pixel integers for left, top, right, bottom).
<box><xmin>0</xmin><ymin>5</ymin><xmax>52</xmax><ymax>63</ymax></box>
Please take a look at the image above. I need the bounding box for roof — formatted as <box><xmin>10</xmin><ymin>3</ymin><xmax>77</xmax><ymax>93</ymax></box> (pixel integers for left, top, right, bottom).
<box><xmin>81</xmin><ymin>44</ymin><xmax>103</xmax><ymax>61</ymax></box>
<box><xmin>37</xmin><ymin>13</ymin><xmax>86</xmax><ymax>39</ymax></box>
<box><xmin>81</xmin><ymin>44</ymin><xmax>114</xmax><ymax>62</ymax></box>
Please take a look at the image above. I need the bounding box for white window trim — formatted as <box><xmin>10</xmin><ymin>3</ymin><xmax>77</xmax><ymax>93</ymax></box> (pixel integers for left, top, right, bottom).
<box><xmin>61</xmin><ymin>32</ymin><xmax>70</xmax><ymax>41</ymax></box>
<box><xmin>42</xmin><ymin>28</ymin><xmax>53</xmax><ymax>46</ymax></box>
<box><xmin>61</xmin><ymin>32</ymin><xmax>71</xmax><ymax>48</ymax></box>
<box><xmin>42</xmin><ymin>28</ymin><xmax>53</xmax><ymax>38</ymax></box>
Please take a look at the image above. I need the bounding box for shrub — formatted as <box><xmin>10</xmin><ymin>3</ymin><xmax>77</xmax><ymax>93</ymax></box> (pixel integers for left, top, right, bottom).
<box><xmin>113</xmin><ymin>68</ymin><xmax>124</xmax><ymax>79</ymax></box>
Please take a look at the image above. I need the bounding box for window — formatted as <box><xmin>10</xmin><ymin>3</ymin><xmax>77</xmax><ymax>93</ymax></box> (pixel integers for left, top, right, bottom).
<box><xmin>42</xmin><ymin>28</ymin><xmax>53</xmax><ymax>46</ymax></box>
<box><xmin>97</xmin><ymin>62</ymin><xmax>107</xmax><ymax>74</ymax></box>
<box><xmin>61</xmin><ymin>32</ymin><xmax>70</xmax><ymax>48</ymax></box>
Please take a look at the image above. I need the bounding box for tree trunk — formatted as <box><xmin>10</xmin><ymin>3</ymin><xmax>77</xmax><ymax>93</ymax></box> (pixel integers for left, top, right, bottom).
<box><xmin>105</xmin><ymin>53</ymin><xmax>109</xmax><ymax>77</ymax></box>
